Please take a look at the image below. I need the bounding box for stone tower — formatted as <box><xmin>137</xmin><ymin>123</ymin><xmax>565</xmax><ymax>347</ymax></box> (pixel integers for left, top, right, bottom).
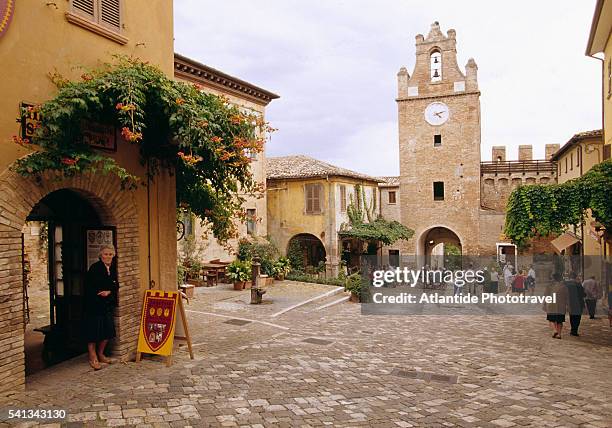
<box><xmin>397</xmin><ymin>22</ymin><xmax>481</xmax><ymax>256</ymax></box>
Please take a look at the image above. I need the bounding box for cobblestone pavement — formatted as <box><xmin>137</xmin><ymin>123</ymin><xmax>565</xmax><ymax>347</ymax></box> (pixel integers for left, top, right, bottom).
<box><xmin>2</xmin><ymin>281</ymin><xmax>611</xmax><ymax>427</ymax></box>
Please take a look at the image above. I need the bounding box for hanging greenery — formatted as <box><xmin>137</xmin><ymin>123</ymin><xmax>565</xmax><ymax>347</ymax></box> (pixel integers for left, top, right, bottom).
<box><xmin>504</xmin><ymin>159</ymin><xmax>612</xmax><ymax>247</ymax></box>
<box><xmin>340</xmin><ymin>184</ymin><xmax>414</xmax><ymax>246</ymax></box>
<box><xmin>11</xmin><ymin>56</ymin><xmax>272</xmax><ymax>244</ymax></box>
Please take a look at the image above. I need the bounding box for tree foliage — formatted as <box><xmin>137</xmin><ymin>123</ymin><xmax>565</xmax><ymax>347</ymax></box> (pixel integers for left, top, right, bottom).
<box><xmin>504</xmin><ymin>159</ymin><xmax>612</xmax><ymax>247</ymax></box>
<box><xmin>11</xmin><ymin>56</ymin><xmax>272</xmax><ymax>243</ymax></box>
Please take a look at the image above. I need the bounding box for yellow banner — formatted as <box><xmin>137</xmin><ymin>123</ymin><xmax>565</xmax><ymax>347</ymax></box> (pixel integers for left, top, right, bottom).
<box><xmin>136</xmin><ymin>290</ymin><xmax>178</xmax><ymax>356</ymax></box>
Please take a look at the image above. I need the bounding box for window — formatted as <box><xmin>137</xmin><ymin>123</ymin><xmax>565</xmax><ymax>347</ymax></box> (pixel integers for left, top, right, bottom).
<box><xmin>339</xmin><ymin>185</ymin><xmax>347</xmax><ymax>212</ymax></box>
<box><xmin>182</xmin><ymin>213</ymin><xmax>194</xmax><ymax>237</ymax></box>
<box><xmin>565</xmin><ymin>157</ymin><xmax>568</xmax><ymax>173</ymax></box>
<box><xmin>67</xmin><ymin>0</ymin><xmax>126</xmax><ymax>44</ymax></box>
<box><xmin>305</xmin><ymin>184</ymin><xmax>322</xmax><ymax>214</ymax></box>
<box><xmin>434</xmin><ymin>134</ymin><xmax>442</xmax><ymax>147</ymax></box>
<box><xmin>388</xmin><ymin>191</ymin><xmax>397</xmax><ymax>204</ymax></box>
<box><xmin>433</xmin><ymin>182</ymin><xmax>444</xmax><ymax>201</ymax></box>
<box><xmin>577</xmin><ymin>148</ymin><xmax>580</xmax><ymax>167</ymax></box>
<box><xmin>430</xmin><ymin>51</ymin><xmax>442</xmax><ymax>82</ymax></box>
<box><xmin>246</xmin><ymin>209</ymin><xmax>256</xmax><ymax>235</ymax></box>
<box><xmin>570</xmin><ymin>153</ymin><xmax>573</xmax><ymax>170</ymax></box>
<box><xmin>604</xmin><ymin>144</ymin><xmax>611</xmax><ymax>160</ymax></box>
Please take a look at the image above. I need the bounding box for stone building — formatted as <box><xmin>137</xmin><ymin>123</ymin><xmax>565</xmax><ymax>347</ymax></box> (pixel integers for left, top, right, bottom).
<box><xmin>266</xmin><ymin>156</ymin><xmax>381</xmax><ymax>275</ymax></box>
<box><xmin>174</xmin><ymin>54</ymin><xmax>278</xmax><ymax>263</ymax></box>
<box><xmin>392</xmin><ymin>22</ymin><xmax>558</xmax><ymax>261</ymax></box>
<box><xmin>0</xmin><ymin>1</ymin><xmax>175</xmax><ymax>396</ymax></box>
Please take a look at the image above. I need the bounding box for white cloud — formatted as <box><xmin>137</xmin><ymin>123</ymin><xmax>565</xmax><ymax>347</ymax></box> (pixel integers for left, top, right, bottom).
<box><xmin>175</xmin><ymin>0</ymin><xmax>601</xmax><ymax>171</ymax></box>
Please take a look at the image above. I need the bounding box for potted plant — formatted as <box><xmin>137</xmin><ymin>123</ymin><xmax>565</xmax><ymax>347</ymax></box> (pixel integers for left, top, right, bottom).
<box><xmin>227</xmin><ymin>260</ymin><xmax>252</xmax><ymax>290</ymax></box>
<box><xmin>185</xmin><ymin>260</ymin><xmax>203</xmax><ymax>286</ymax></box>
<box><xmin>273</xmin><ymin>256</ymin><xmax>291</xmax><ymax>281</ymax></box>
<box><xmin>345</xmin><ymin>273</ymin><xmax>363</xmax><ymax>303</ymax></box>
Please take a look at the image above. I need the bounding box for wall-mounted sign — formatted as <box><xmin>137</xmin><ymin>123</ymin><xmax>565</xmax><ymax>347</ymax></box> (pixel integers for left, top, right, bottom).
<box><xmin>0</xmin><ymin>0</ymin><xmax>15</xmax><ymax>39</ymax></box>
<box><xmin>85</xmin><ymin>227</ymin><xmax>116</xmax><ymax>270</ymax></box>
<box><xmin>83</xmin><ymin>121</ymin><xmax>117</xmax><ymax>152</ymax></box>
<box><xmin>20</xmin><ymin>102</ymin><xmax>41</xmax><ymax>140</ymax></box>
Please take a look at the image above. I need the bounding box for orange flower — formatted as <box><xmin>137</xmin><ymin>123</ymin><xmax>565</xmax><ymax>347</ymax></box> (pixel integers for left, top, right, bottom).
<box><xmin>121</xmin><ymin>127</ymin><xmax>142</xmax><ymax>143</ymax></box>
<box><xmin>176</xmin><ymin>98</ymin><xmax>185</xmax><ymax>105</ymax></box>
<box><xmin>211</xmin><ymin>136</ymin><xmax>222</xmax><ymax>144</ymax></box>
<box><xmin>230</xmin><ymin>115</ymin><xmax>243</xmax><ymax>125</ymax></box>
<box><xmin>115</xmin><ymin>103</ymin><xmax>124</xmax><ymax>110</ymax></box>
<box><xmin>81</xmin><ymin>73</ymin><xmax>93</xmax><ymax>81</ymax></box>
<box><xmin>61</xmin><ymin>158</ymin><xmax>77</xmax><ymax>166</ymax></box>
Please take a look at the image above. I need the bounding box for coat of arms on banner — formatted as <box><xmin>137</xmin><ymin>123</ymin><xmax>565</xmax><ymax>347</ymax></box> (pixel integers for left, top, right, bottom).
<box><xmin>137</xmin><ymin>290</ymin><xmax>178</xmax><ymax>355</ymax></box>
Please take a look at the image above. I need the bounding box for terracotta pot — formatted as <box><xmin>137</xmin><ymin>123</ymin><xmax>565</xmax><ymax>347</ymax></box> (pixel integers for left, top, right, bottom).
<box><xmin>233</xmin><ymin>281</ymin><xmax>245</xmax><ymax>290</ymax></box>
<box><xmin>349</xmin><ymin>292</ymin><xmax>360</xmax><ymax>303</ymax></box>
<box><xmin>244</xmin><ymin>281</ymin><xmax>252</xmax><ymax>289</ymax></box>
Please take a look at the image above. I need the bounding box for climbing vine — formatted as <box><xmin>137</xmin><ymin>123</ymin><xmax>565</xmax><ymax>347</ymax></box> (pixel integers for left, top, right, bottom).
<box><xmin>11</xmin><ymin>56</ymin><xmax>272</xmax><ymax>244</ymax></box>
<box><xmin>504</xmin><ymin>159</ymin><xmax>612</xmax><ymax>247</ymax></box>
<box><xmin>340</xmin><ymin>184</ymin><xmax>413</xmax><ymax>246</ymax></box>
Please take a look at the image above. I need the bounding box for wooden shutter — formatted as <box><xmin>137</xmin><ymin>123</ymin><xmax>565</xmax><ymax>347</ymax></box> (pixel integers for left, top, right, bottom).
<box><xmin>305</xmin><ymin>184</ymin><xmax>321</xmax><ymax>214</ymax></box>
<box><xmin>312</xmin><ymin>185</ymin><xmax>321</xmax><ymax>213</ymax></box>
<box><xmin>100</xmin><ymin>0</ymin><xmax>121</xmax><ymax>30</ymax></box>
<box><xmin>72</xmin><ymin>0</ymin><xmax>95</xmax><ymax>19</ymax></box>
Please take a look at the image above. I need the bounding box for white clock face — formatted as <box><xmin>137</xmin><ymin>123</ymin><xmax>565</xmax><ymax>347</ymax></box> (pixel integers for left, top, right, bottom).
<box><xmin>424</xmin><ymin>102</ymin><xmax>450</xmax><ymax>126</ymax></box>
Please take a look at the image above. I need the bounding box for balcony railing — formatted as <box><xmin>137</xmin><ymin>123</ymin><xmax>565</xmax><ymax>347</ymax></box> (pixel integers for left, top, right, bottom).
<box><xmin>480</xmin><ymin>160</ymin><xmax>557</xmax><ymax>175</ymax></box>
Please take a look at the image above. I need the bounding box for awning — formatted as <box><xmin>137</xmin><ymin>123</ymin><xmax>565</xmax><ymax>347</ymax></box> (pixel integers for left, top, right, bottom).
<box><xmin>551</xmin><ymin>232</ymin><xmax>580</xmax><ymax>254</ymax></box>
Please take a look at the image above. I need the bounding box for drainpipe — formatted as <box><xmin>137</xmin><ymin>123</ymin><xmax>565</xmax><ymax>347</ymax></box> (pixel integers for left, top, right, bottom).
<box><xmin>147</xmin><ymin>160</ymin><xmax>153</xmax><ymax>289</ymax></box>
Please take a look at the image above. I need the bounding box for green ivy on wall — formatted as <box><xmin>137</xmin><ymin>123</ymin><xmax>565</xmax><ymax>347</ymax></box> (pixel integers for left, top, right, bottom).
<box><xmin>504</xmin><ymin>159</ymin><xmax>611</xmax><ymax>247</ymax></box>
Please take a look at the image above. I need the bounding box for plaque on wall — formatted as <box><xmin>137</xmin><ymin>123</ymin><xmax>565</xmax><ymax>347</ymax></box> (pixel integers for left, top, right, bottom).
<box><xmin>83</xmin><ymin>122</ymin><xmax>117</xmax><ymax>152</ymax></box>
<box><xmin>85</xmin><ymin>227</ymin><xmax>116</xmax><ymax>270</ymax></box>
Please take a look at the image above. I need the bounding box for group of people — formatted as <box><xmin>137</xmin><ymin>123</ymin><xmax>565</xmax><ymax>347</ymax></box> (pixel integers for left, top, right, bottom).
<box><xmin>498</xmin><ymin>263</ymin><xmax>537</xmax><ymax>296</ymax></box>
<box><xmin>543</xmin><ymin>271</ymin><xmax>606</xmax><ymax>339</ymax></box>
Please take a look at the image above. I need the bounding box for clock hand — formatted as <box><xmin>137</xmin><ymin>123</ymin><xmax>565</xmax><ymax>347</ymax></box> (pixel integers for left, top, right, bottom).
<box><xmin>434</xmin><ymin>111</ymin><xmax>443</xmax><ymax>117</ymax></box>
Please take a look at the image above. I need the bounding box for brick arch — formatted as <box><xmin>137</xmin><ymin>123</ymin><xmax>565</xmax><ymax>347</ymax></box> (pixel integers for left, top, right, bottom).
<box><xmin>0</xmin><ymin>170</ymin><xmax>141</xmax><ymax>397</ymax></box>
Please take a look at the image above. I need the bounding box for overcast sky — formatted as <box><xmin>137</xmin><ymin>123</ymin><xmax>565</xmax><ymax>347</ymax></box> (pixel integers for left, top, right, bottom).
<box><xmin>174</xmin><ymin>0</ymin><xmax>601</xmax><ymax>176</ymax></box>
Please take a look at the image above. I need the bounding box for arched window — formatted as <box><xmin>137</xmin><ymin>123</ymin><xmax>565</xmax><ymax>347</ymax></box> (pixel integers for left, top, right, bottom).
<box><xmin>430</xmin><ymin>50</ymin><xmax>442</xmax><ymax>82</ymax></box>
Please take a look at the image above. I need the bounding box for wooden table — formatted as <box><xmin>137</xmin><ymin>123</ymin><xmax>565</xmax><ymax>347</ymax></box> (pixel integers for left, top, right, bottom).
<box><xmin>201</xmin><ymin>263</ymin><xmax>227</xmax><ymax>284</ymax></box>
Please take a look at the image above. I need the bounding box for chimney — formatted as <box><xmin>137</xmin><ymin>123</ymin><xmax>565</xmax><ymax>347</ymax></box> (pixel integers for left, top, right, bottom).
<box><xmin>518</xmin><ymin>145</ymin><xmax>533</xmax><ymax>161</ymax></box>
<box><xmin>492</xmin><ymin>146</ymin><xmax>506</xmax><ymax>162</ymax></box>
<box><xmin>545</xmin><ymin>144</ymin><xmax>560</xmax><ymax>160</ymax></box>
<box><xmin>465</xmin><ymin>58</ymin><xmax>478</xmax><ymax>91</ymax></box>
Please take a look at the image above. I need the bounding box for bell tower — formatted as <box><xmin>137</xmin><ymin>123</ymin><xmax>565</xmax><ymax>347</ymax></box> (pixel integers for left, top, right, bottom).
<box><xmin>397</xmin><ymin>22</ymin><xmax>482</xmax><ymax>256</ymax></box>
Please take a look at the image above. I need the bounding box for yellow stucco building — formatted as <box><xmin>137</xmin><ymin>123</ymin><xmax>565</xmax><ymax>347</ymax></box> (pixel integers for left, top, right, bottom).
<box><xmin>586</xmin><ymin>0</ymin><xmax>612</xmax><ymax>290</ymax></box>
<box><xmin>266</xmin><ymin>155</ymin><xmax>382</xmax><ymax>275</ymax></box>
<box><xmin>0</xmin><ymin>1</ymin><xmax>175</xmax><ymax>396</ymax></box>
<box><xmin>174</xmin><ymin>54</ymin><xmax>279</xmax><ymax>263</ymax></box>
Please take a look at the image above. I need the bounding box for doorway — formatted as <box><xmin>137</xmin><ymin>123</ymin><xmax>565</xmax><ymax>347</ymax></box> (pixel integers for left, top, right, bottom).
<box><xmin>23</xmin><ymin>189</ymin><xmax>104</xmax><ymax>375</ymax></box>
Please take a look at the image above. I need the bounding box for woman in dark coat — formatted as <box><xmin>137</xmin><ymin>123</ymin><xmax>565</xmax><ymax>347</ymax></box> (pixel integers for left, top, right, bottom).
<box><xmin>84</xmin><ymin>245</ymin><xmax>118</xmax><ymax>370</ymax></box>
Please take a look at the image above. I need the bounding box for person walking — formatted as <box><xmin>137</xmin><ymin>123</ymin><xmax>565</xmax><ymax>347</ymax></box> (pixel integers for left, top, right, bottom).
<box><xmin>512</xmin><ymin>269</ymin><xmax>527</xmax><ymax>296</ymax></box>
<box><xmin>527</xmin><ymin>265</ymin><xmax>536</xmax><ymax>295</ymax></box>
<box><xmin>582</xmin><ymin>276</ymin><xmax>602</xmax><ymax>319</ymax></box>
<box><xmin>503</xmin><ymin>263</ymin><xmax>514</xmax><ymax>293</ymax></box>
<box><xmin>490</xmin><ymin>268</ymin><xmax>499</xmax><ymax>294</ymax></box>
<box><xmin>565</xmin><ymin>271</ymin><xmax>585</xmax><ymax>337</ymax></box>
<box><xmin>544</xmin><ymin>272</ymin><xmax>569</xmax><ymax>339</ymax></box>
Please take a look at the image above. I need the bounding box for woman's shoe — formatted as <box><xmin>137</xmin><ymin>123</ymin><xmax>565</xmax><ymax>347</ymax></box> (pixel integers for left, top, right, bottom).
<box><xmin>552</xmin><ymin>332</ymin><xmax>559</xmax><ymax>338</ymax></box>
<box><xmin>98</xmin><ymin>355</ymin><xmax>114</xmax><ymax>364</ymax></box>
<box><xmin>89</xmin><ymin>359</ymin><xmax>102</xmax><ymax>370</ymax></box>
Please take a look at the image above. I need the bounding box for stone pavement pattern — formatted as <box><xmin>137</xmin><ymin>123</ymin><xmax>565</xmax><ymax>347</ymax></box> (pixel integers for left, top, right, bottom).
<box><xmin>2</xmin><ymin>281</ymin><xmax>611</xmax><ymax>427</ymax></box>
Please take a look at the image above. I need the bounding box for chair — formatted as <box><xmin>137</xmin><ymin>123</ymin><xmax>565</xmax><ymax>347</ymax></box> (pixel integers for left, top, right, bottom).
<box><xmin>204</xmin><ymin>270</ymin><xmax>217</xmax><ymax>287</ymax></box>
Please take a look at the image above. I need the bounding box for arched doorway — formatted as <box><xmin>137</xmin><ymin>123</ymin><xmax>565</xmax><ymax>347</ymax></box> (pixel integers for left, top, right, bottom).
<box><xmin>287</xmin><ymin>234</ymin><xmax>326</xmax><ymax>272</ymax></box>
<box><xmin>0</xmin><ymin>169</ymin><xmax>142</xmax><ymax>396</ymax></box>
<box><xmin>420</xmin><ymin>226</ymin><xmax>462</xmax><ymax>269</ymax></box>
<box><xmin>24</xmin><ymin>189</ymin><xmax>109</xmax><ymax>375</ymax></box>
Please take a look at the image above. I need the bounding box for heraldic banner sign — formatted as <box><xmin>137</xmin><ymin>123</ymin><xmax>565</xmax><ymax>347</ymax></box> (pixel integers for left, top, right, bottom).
<box><xmin>137</xmin><ymin>290</ymin><xmax>179</xmax><ymax>357</ymax></box>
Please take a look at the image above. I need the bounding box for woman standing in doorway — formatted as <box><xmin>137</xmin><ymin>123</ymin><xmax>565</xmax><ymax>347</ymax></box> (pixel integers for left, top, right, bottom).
<box><xmin>84</xmin><ymin>245</ymin><xmax>118</xmax><ymax>370</ymax></box>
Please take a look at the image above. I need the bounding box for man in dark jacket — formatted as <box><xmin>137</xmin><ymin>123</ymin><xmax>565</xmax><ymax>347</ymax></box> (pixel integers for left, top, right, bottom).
<box><xmin>565</xmin><ymin>271</ymin><xmax>585</xmax><ymax>336</ymax></box>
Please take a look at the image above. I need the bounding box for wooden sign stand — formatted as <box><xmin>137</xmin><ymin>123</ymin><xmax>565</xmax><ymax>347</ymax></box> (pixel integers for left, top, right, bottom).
<box><xmin>135</xmin><ymin>291</ymin><xmax>193</xmax><ymax>367</ymax></box>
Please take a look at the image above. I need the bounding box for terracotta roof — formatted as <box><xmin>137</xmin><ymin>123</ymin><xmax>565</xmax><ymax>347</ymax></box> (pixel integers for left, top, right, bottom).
<box><xmin>551</xmin><ymin>129</ymin><xmax>603</xmax><ymax>161</ymax></box>
<box><xmin>266</xmin><ymin>155</ymin><xmax>382</xmax><ymax>182</ymax></box>
<box><xmin>378</xmin><ymin>176</ymin><xmax>400</xmax><ymax>187</ymax></box>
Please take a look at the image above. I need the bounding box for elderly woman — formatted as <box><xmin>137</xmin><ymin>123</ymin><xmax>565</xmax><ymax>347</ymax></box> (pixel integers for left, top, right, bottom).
<box><xmin>84</xmin><ymin>245</ymin><xmax>118</xmax><ymax>370</ymax></box>
<box><xmin>543</xmin><ymin>272</ymin><xmax>569</xmax><ymax>339</ymax></box>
